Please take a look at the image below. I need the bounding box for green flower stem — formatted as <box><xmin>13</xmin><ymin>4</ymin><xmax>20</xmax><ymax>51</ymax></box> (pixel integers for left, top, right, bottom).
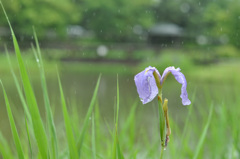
<box><xmin>158</xmin><ymin>91</ymin><xmax>165</xmax><ymax>159</ymax></box>
<box><xmin>153</xmin><ymin>70</ymin><xmax>166</xmax><ymax>158</ymax></box>
<box><xmin>163</xmin><ymin>99</ymin><xmax>171</xmax><ymax>147</ymax></box>
<box><xmin>160</xmin><ymin>146</ymin><xmax>164</xmax><ymax>159</ymax></box>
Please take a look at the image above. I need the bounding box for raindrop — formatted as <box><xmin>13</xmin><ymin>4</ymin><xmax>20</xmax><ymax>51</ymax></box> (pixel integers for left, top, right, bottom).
<box><xmin>89</xmin><ymin>117</ymin><xmax>91</xmax><ymax>120</ymax></box>
<box><xmin>36</xmin><ymin>59</ymin><xmax>39</xmax><ymax>63</ymax></box>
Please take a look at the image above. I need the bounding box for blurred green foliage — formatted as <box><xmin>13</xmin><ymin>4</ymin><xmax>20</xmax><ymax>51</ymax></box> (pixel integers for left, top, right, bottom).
<box><xmin>0</xmin><ymin>0</ymin><xmax>81</xmax><ymax>38</ymax></box>
<box><xmin>80</xmin><ymin>0</ymin><xmax>154</xmax><ymax>41</ymax></box>
<box><xmin>1</xmin><ymin>0</ymin><xmax>240</xmax><ymax>47</ymax></box>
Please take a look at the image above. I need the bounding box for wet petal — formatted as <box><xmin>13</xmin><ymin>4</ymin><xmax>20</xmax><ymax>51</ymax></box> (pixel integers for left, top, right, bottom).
<box><xmin>161</xmin><ymin>66</ymin><xmax>191</xmax><ymax>105</ymax></box>
<box><xmin>134</xmin><ymin>66</ymin><xmax>160</xmax><ymax>104</ymax></box>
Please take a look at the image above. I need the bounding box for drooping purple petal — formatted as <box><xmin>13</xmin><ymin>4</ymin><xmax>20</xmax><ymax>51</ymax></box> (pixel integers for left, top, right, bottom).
<box><xmin>134</xmin><ymin>66</ymin><xmax>160</xmax><ymax>104</ymax></box>
<box><xmin>161</xmin><ymin>66</ymin><xmax>191</xmax><ymax>105</ymax></box>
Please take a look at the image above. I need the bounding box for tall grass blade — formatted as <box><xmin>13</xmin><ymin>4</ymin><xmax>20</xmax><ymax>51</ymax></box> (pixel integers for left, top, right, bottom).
<box><xmin>77</xmin><ymin>75</ymin><xmax>101</xmax><ymax>156</ymax></box>
<box><xmin>116</xmin><ymin>75</ymin><xmax>120</xmax><ymax>127</ymax></box>
<box><xmin>0</xmin><ymin>132</ymin><xmax>14</xmax><ymax>159</ymax></box>
<box><xmin>121</xmin><ymin>100</ymin><xmax>138</xmax><ymax>148</ymax></box>
<box><xmin>0</xmin><ymin>3</ymin><xmax>49</xmax><ymax>158</ymax></box>
<box><xmin>193</xmin><ymin>103</ymin><xmax>214</xmax><ymax>159</ymax></box>
<box><xmin>5</xmin><ymin>47</ymin><xmax>32</xmax><ymax>125</ymax></box>
<box><xmin>58</xmin><ymin>73</ymin><xmax>78</xmax><ymax>159</ymax></box>
<box><xmin>25</xmin><ymin>117</ymin><xmax>32</xmax><ymax>159</ymax></box>
<box><xmin>0</xmin><ymin>81</ymin><xmax>25</xmax><ymax>159</ymax></box>
<box><xmin>178</xmin><ymin>89</ymin><xmax>197</xmax><ymax>157</ymax></box>
<box><xmin>112</xmin><ymin>76</ymin><xmax>124</xmax><ymax>159</ymax></box>
<box><xmin>181</xmin><ymin>89</ymin><xmax>196</xmax><ymax>142</ymax></box>
<box><xmin>117</xmin><ymin>139</ymin><xmax>124</xmax><ymax>159</ymax></box>
<box><xmin>92</xmin><ymin>113</ymin><xmax>96</xmax><ymax>159</ymax></box>
<box><xmin>32</xmin><ymin>28</ymin><xmax>58</xmax><ymax>159</ymax></box>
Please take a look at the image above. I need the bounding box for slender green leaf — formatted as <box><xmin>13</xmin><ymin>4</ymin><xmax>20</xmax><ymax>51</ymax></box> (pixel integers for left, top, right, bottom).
<box><xmin>92</xmin><ymin>113</ymin><xmax>96</xmax><ymax>159</ymax></box>
<box><xmin>0</xmin><ymin>81</ymin><xmax>25</xmax><ymax>159</ymax></box>
<box><xmin>181</xmin><ymin>89</ymin><xmax>196</xmax><ymax>142</ymax></box>
<box><xmin>120</xmin><ymin>100</ymin><xmax>138</xmax><ymax>152</ymax></box>
<box><xmin>117</xmin><ymin>138</ymin><xmax>124</xmax><ymax>159</ymax></box>
<box><xmin>121</xmin><ymin>100</ymin><xmax>137</xmax><ymax>135</ymax></box>
<box><xmin>5</xmin><ymin>47</ymin><xmax>32</xmax><ymax>125</ymax></box>
<box><xmin>0</xmin><ymin>132</ymin><xmax>14</xmax><ymax>159</ymax></box>
<box><xmin>25</xmin><ymin>117</ymin><xmax>32</xmax><ymax>159</ymax></box>
<box><xmin>32</xmin><ymin>28</ymin><xmax>58</xmax><ymax>159</ymax></box>
<box><xmin>58</xmin><ymin>73</ymin><xmax>78</xmax><ymax>159</ymax></box>
<box><xmin>77</xmin><ymin>75</ymin><xmax>101</xmax><ymax>156</ymax></box>
<box><xmin>81</xmin><ymin>144</ymin><xmax>105</xmax><ymax>159</ymax></box>
<box><xmin>112</xmin><ymin>76</ymin><xmax>124</xmax><ymax>159</ymax></box>
<box><xmin>0</xmin><ymin>3</ymin><xmax>49</xmax><ymax>158</ymax></box>
<box><xmin>116</xmin><ymin>75</ymin><xmax>120</xmax><ymax>128</ymax></box>
<box><xmin>193</xmin><ymin>103</ymin><xmax>214</xmax><ymax>159</ymax></box>
<box><xmin>178</xmin><ymin>88</ymin><xmax>197</xmax><ymax>156</ymax></box>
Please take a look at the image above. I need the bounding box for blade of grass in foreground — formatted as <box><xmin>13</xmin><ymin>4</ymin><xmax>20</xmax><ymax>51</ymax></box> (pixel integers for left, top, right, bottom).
<box><xmin>92</xmin><ymin>113</ymin><xmax>96</xmax><ymax>159</ymax></box>
<box><xmin>177</xmin><ymin>88</ymin><xmax>197</xmax><ymax>156</ymax></box>
<box><xmin>77</xmin><ymin>75</ymin><xmax>101</xmax><ymax>157</ymax></box>
<box><xmin>25</xmin><ymin>117</ymin><xmax>33</xmax><ymax>159</ymax></box>
<box><xmin>58</xmin><ymin>73</ymin><xmax>79</xmax><ymax>159</ymax></box>
<box><xmin>0</xmin><ymin>3</ymin><xmax>49</xmax><ymax>158</ymax></box>
<box><xmin>121</xmin><ymin>100</ymin><xmax>138</xmax><ymax>149</ymax></box>
<box><xmin>32</xmin><ymin>28</ymin><xmax>58</xmax><ymax>159</ymax></box>
<box><xmin>193</xmin><ymin>103</ymin><xmax>214</xmax><ymax>159</ymax></box>
<box><xmin>181</xmin><ymin>89</ymin><xmax>196</xmax><ymax>142</ymax></box>
<box><xmin>0</xmin><ymin>132</ymin><xmax>14</xmax><ymax>159</ymax></box>
<box><xmin>5</xmin><ymin>47</ymin><xmax>32</xmax><ymax>126</ymax></box>
<box><xmin>112</xmin><ymin>76</ymin><xmax>124</xmax><ymax>159</ymax></box>
<box><xmin>0</xmin><ymin>81</ymin><xmax>25</xmax><ymax>159</ymax></box>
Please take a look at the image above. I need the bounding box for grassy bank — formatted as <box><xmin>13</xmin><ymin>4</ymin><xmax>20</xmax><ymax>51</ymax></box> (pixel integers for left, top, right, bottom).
<box><xmin>2</xmin><ymin>46</ymin><xmax>239</xmax><ymax>84</ymax></box>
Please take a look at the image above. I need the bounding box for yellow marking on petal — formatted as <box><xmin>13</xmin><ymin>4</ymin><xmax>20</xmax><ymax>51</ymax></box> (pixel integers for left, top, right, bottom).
<box><xmin>145</xmin><ymin>68</ymin><xmax>150</xmax><ymax>74</ymax></box>
<box><xmin>153</xmin><ymin>71</ymin><xmax>162</xmax><ymax>89</ymax></box>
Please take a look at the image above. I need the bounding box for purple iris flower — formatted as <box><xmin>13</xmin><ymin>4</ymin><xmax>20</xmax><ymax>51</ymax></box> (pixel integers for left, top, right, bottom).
<box><xmin>134</xmin><ymin>66</ymin><xmax>191</xmax><ymax>105</ymax></box>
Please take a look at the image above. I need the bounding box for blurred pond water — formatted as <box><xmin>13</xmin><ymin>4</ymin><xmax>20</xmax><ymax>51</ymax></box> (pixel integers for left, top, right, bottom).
<box><xmin>0</xmin><ymin>66</ymin><xmax>236</xmax><ymax>142</ymax></box>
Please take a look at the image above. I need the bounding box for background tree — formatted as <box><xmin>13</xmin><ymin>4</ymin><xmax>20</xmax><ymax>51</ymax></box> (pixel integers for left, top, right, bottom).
<box><xmin>78</xmin><ymin>0</ymin><xmax>155</xmax><ymax>41</ymax></box>
<box><xmin>0</xmin><ymin>0</ymin><xmax>81</xmax><ymax>39</ymax></box>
